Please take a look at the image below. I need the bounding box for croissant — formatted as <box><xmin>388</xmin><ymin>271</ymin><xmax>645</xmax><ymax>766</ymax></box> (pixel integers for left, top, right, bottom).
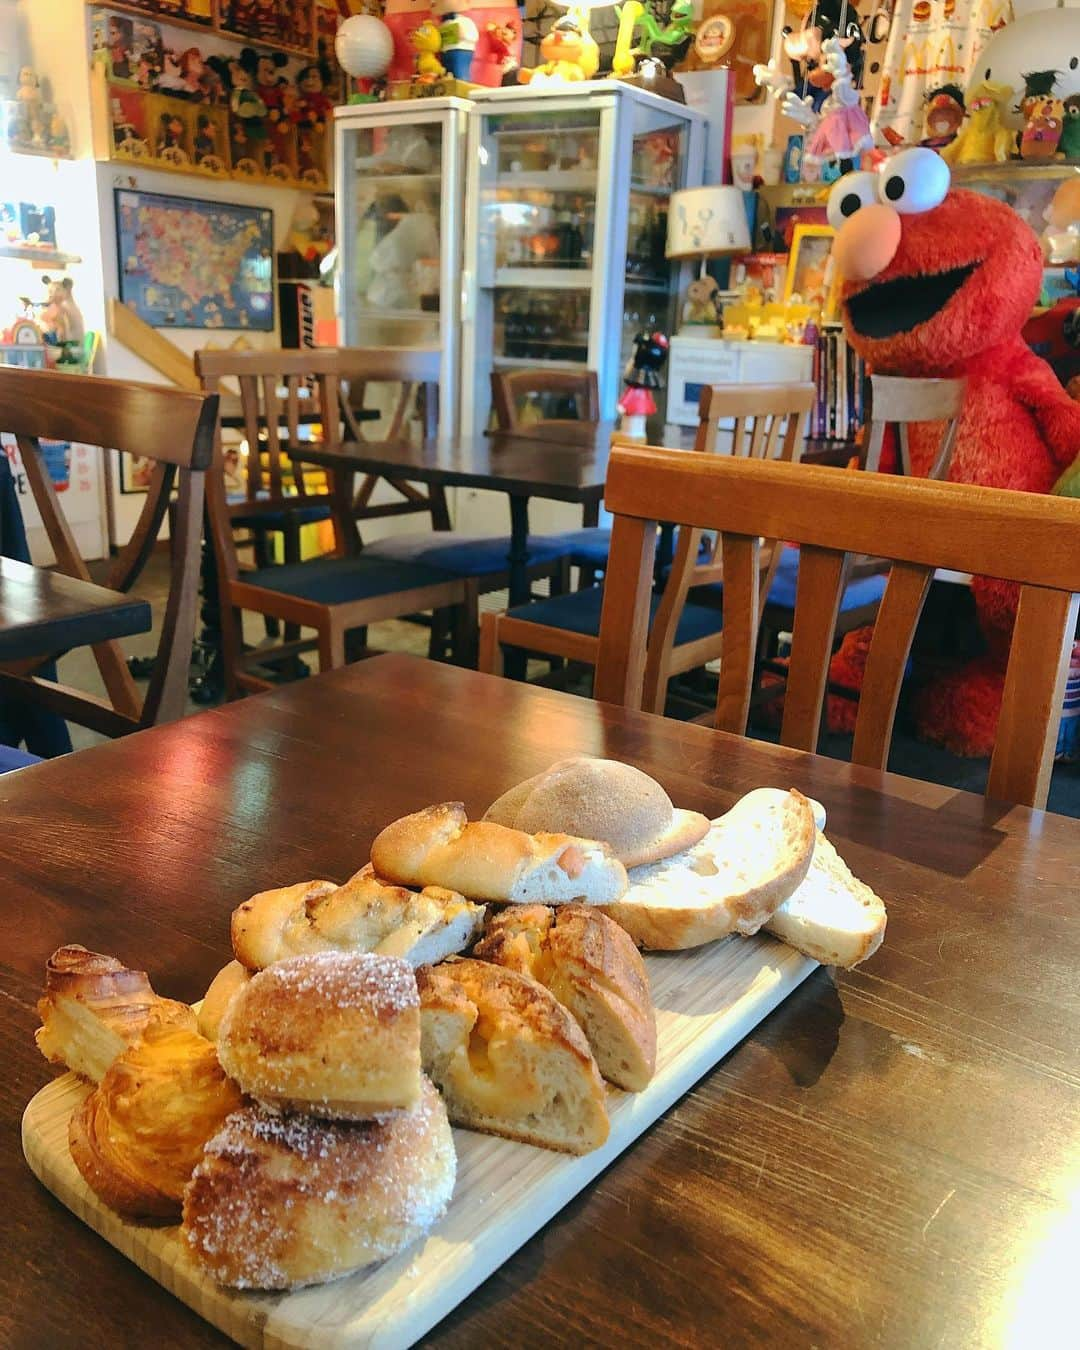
<box><xmin>230</xmin><ymin>870</ymin><xmax>486</xmax><ymax>972</ymax></box>
<box><xmin>69</xmin><ymin>1023</ymin><xmax>243</xmax><ymax>1223</ymax></box>
<box><xmin>36</xmin><ymin>944</ymin><xmax>197</xmax><ymax>1082</ymax></box>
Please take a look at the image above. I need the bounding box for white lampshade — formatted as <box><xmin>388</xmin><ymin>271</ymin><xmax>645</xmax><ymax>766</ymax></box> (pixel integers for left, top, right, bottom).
<box><xmin>667</xmin><ymin>186</ymin><xmax>752</xmax><ymax>260</ymax></box>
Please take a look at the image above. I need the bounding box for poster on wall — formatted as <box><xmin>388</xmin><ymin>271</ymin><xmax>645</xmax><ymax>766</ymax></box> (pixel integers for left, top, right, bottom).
<box><xmin>115</xmin><ymin>188</ymin><xmax>275</xmax><ymax>330</ymax></box>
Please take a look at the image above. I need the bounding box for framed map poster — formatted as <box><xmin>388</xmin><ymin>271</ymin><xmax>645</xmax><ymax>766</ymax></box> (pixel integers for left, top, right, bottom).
<box><xmin>115</xmin><ymin>189</ymin><xmax>275</xmax><ymax>331</ymax></box>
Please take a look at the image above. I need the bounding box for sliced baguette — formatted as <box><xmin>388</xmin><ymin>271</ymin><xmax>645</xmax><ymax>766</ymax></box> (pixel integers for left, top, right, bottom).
<box><xmin>765</xmin><ymin>830</ymin><xmax>886</xmax><ymax>968</ymax></box>
<box><xmin>600</xmin><ymin>788</ymin><xmax>816</xmax><ymax>950</ymax></box>
<box><xmin>474</xmin><ymin>904</ymin><xmax>657</xmax><ymax>1092</ymax></box>
<box><xmin>416</xmin><ymin>958</ymin><xmax>610</xmax><ymax>1155</ymax></box>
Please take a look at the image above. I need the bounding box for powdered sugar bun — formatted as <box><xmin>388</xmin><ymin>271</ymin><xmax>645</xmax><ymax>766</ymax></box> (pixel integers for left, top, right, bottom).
<box><xmin>217</xmin><ymin>951</ymin><xmax>422</xmax><ymax>1120</ymax></box>
<box><xmin>182</xmin><ymin>1077</ymin><xmax>456</xmax><ymax>1289</ymax></box>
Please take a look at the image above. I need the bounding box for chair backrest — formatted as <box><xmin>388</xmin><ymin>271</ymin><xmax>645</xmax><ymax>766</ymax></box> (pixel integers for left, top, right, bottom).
<box><xmin>491</xmin><ymin>368</ymin><xmax>600</xmax><ymax>430</ymax></box>
<box><xmin>863</xmin><ymin>374</ymin><xmax>965</xmax><ymax>480</ymax></box>
<box><xmin>0</xmin><ymin>366</ymin><xmax>218</xmax><ymax>732</ymax></box>
<box><xmin>640</xmin><ymin>382</ymin><xmax>815</xmax><ymax>710</ymax></box>
<box><xmin>595</xmin><ymin>447</ymin><xmax>1080</xmax><ymax>809</ymax></box>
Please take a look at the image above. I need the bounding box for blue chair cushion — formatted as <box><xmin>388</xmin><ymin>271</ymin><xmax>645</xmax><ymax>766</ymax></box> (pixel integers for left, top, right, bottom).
<box><xmin>503</xmin><ymin>586</ymin><xmax>722</xmax><ymax>646</ymax></box>
<box><xmin>363</xmin><ymin>532</ymin><xmax>570</xmax><ymax>577</ymax></box>
<box><xmin>765</xmin><ymin>545</ymin><xmax>887</xmax><ymax>611</ymax></box>
<box><xmin>245</xmin><ymin>555</ymin><xmax>456</xmax><ymax>606</ymax></box>
<box><xmin>550</xmin><ymin>527</ymin><xmax>612</xmax><ymax>568</ymax></box>
<box><xmin>0</xmin><ymin>744</ymin><xmax>41</xmax><ymax>774</ymax></box>
<box><xmin>228</xmin><ymin>491</ymin><xmax>331</xmax><ymax>530</ymax></box>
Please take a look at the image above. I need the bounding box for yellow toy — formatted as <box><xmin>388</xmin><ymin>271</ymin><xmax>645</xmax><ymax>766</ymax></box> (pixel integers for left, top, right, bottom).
<box><xmin>410</xmin><ymin>20</ymin><xmax>446</xmax><ymax>81</ymax></box>
<box><xmin>941</xmin><ymin>80</ymin><xmax>1014</xmax><ymax>166</ymax></box>
<box><xmin>612</xmin><ymin>0</ymin><xmax>643</xmax><ymax>77</ymax></box>
<box><xmin>518</xmin><ymin>16</ymin><xmax>599</xmax><ymax>84</ymax></box>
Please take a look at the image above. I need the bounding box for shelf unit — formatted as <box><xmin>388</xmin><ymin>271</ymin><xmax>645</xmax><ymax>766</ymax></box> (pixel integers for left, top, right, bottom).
<box><xmin>494</xmin><ymin>267</ymin><xmax>593</xmax><ymax>289</ymax></box>
<box><xmin>85</xmin><ymin>0</ymin><xmax>318</xmax><ymax>58</ymax></box>
<box><xmin>0</xmin><ymin>247</ymin><xmax>83</xmax><ymax>267</ymax></box>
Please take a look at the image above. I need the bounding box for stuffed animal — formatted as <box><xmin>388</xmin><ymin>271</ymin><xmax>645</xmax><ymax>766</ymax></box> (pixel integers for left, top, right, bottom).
<box><xmin>940</xmin><ymin>80</ymin><xmax>1014</xmax><ymax>166</ymax></box>
<box><xmin>1060</xmin><ymin>92</ymin><xmax>1080</xmax><ymax>159</ymax></box>
<box><xmin>827</xmin><ymin>148</ymin><xmax>1080</xmax><ymax>755</ymax></box>
<box><xmin>682</xmin><ymin>274</ymin><xmax>720</xmax><ymax>326</ymax></box>
<box><xmin>518</xmin><ymin>16</ymin><xmax>599</xmax><ymax>84</ymax></box>
<box><xmin>1020</xmin><ymin>95</ymin><xmax>1065</xmax><ymax>160</ymax></box>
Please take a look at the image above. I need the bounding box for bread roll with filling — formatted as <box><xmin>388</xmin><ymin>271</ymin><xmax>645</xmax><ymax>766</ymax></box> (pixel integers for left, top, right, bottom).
<box><xmin>601</xmin><ymin>789</ymin><xmax>816</xmax><ymax>950</ymax></box>
<box><xmin>217</xmin><ymin>951</ymin><xmax>421</xmax><ymax>1119</ymax></box>
<box><xmin>417</xmin><ymin>958</ymin><xmax>609</xmax><ymax>1154</ymax></box>
<box><xmin>69</xmin><ymin>1023</ymin><xmax>242</xmax><ymax>1222</ymax></box>
<box><xmin>370</xmin><ymin>801</ymin><xmax>627</xmax><ymax>906</ymax></box>
<box><xmin>230</xmin><ymin>869</ymin><xmax>485</xmax><ymax>972</ymax></box>
<box><xmin>183</xmin><ymin>1078</ymin><xmax>455</xmax><ymax>1290</ymax></box>
<box><xmin>36</xmin><ymin>944</ymin><xmax>197</xmax><ymax>1082</ymax></box>
<box><xmin>474</xmin><ymin>904</ymin><xmax>656</xmax><ymax>1092</ymax></box>
<box><xmin>484</xmin><ymin>757</ymin><xmax>710</xmax><ymax>867</ymax></box>
<box><xmin>197</xmin><ymin>961</ymin><xmax>252</xmax><ymax>1042</ymax></box>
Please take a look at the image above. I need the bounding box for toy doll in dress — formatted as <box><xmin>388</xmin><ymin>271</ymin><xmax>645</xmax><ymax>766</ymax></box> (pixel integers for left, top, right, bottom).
<box><xmin>617</xmin><ymin>330</ymin><xmax>669</xmax><ymax>440</ymax></box>
<box><xmin>759</xmin><ymin>0</ymin><xmax>864</xmax><ymax>116</ymax></box>
<box><xmin>765</xmin><ymin>37</ymin><xmax>871</xmax><ymax>172</ymax></box>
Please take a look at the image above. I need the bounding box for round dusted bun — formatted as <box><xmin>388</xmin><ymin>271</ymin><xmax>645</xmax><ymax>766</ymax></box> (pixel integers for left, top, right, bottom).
<box><xmin>217</xmin><ymin>952</ymin><xmax>421</xmax><ymax>1119</ymax></box>
<box><xmin>484</xmin><ymin>757</ymin><xmax>709</xmax><ymax>868</ymax></box>
<box><xmin>182</xmin><ymin>1078</ymin><xmax>456</xmax><ymax>1290</ymax></box>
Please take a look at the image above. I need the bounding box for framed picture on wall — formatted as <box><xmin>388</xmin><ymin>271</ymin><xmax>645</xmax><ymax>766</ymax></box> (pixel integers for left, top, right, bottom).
<box><xmin>784</xmin><ymin>224</ymin><xmax>837</xmax><ymax>319</ymax></box>
<box><xmin>115</xmin><ymin>188</ymin><xmax>275</xmax><ymax>331</ymax></box>
<box><xmin>118</xmin><ymin>451</ymin><xmax>156</xmax><ymax>495</ymax></box>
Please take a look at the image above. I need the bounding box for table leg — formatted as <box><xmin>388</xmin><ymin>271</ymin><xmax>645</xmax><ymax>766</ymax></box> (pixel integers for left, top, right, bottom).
<box><xmin>505</xmin><ymin>495</ymin><xmax>531</xmax><ymax>681</ymax></box>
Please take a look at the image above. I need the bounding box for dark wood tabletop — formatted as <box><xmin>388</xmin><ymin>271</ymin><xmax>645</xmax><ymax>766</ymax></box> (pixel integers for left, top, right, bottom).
<box><xmin>0</xmin><ymin>556</ymin><xmax>151</xmax><ymax>663</ymax></box>
<box><xmin>290</xmin><ymin>426</ymin><xmax>614</xmax><ymax>505</ymax></box>
<box><xmin>3</xmin><ymin>654</ymin><xmax>1077</xmax><ymax>1348</ymax></box>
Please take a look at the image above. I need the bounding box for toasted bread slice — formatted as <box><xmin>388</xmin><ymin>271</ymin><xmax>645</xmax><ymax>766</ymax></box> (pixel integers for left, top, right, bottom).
<box><xmin>416</xmin><ymin>958</ymin><xmax>610</xmax><ymax>1155</ymax></box>
<box><xmin>765</xmin><ymin>830</ymin><xmax>886</xmax><ymax>968</ymax></box>
<box><xmin>474</xmin><ymin>904</ymin><xmax>656</xmax><ymax>1092</ymax></box>
<box><xmin>600</xmin><ymin>788</ymin><xmax>816</xmax><ymax>950</ymax></box>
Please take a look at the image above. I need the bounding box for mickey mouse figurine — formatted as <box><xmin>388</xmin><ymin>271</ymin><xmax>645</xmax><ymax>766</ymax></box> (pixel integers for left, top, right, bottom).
<box><xmin>617</xmin><ymin>330</ymin><xmax>669</xmax><ymax>439</ymax></box>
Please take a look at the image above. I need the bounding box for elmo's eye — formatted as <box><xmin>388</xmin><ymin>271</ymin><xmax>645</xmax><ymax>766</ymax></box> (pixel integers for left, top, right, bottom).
<box><xmin>877</xmin><ymin>147</ymin><xmax>950</xmax><ymax>215</ymax></box>
<box><xmin>826</xmin><ymin>172</ymin><xmax>878</xmax><ymax>230</ymax></box>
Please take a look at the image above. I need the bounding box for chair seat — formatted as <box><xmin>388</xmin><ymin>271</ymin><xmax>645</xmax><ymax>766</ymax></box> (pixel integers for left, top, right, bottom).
<box><xmin>765</xmin><ymin>545</ymin><xmax>888</xmax><ymax>611</ymax></box>
<box><xmin>0</xmin><ymin>744</ymin><xmax>41</xmax><ymax>774</ymax></box>
<box><xmin>364</xmin><ymin>531</ymin><xmax>570</xmax><ymax>577</ymax></box>
<box><xmin>245</xmin><ymin>554</ymin><xmax>456</xmax><ymax>606</ymax></box>
<box><xmin>228</xmin><ymin>491</ymin><xmax>331</xmax><ymax>530</ymax></box>
<box><xmin>504</xmin><ymin>586</ymin><xmax>722</xmax><ymax>646</ymax></box>
<box><xmin>551</xmin><ymin>526</ymin><xmax>611</xmax><ymax>568</ymax></box>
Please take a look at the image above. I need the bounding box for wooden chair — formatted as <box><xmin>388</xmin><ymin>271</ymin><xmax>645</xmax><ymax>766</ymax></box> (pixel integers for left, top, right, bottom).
<box><xmin>863</xmin><ymin>374</ymin><xmax>965</xmax><ymax>479</ymax></box>
<box><xmin>0</xmin><ymin>367</ymin><xmax>217</xmax><ymax>735</ymax></box>
<box><xmin>594</xmin><ymin>447</ymin><xmax>1080</xmax><ymax>809</ymax></box>
<box><xmin>197</xmin><ymin>352</ymin><xmax>467</xmax><ymax>699</ymax></box>
<box><xmin>479</xmin><ymin>383</ymin><xmax>814</xmax><ymax>713</ymax></box>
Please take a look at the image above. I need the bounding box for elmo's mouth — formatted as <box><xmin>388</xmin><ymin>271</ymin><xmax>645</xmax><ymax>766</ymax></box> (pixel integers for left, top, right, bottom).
<box><xmin>845</xmin><ymin>261</ymin><xmax>979</xmax><ymax>340</ymax></box>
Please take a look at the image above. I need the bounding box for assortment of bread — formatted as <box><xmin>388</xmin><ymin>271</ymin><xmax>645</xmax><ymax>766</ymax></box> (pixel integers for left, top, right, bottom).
<box><xmin>31</xmin><ymin>754</ymin><xmax>886</xmax><ymax>1293</ymax></box>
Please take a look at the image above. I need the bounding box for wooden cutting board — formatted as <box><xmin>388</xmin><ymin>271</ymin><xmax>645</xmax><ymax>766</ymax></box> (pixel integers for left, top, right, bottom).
<box><xmin>22</xmin><ymin>936</ymin><xmax>816</xmax><ymax>1349</ymax></box>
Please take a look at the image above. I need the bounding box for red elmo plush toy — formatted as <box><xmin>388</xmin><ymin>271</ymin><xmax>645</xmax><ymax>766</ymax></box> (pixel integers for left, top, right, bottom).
<box><xmin>826</xmin><ymin>147</ymin><xmax>1080</xmax><ymax>756</ymax></box>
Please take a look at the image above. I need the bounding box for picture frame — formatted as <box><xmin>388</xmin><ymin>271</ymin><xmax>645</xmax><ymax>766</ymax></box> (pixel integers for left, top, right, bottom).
<box><xmin>784</xmin><ymin>224</ymin><xmax>837</xmax><ymax>320</ymax></box>
<box><xmin>118</xmin><ymin>451</ymin><xmax>156</xmax><ymax>495</ymax></box>
<box><xmin>115</xmin><ymin>188</ymin><xmax>275</xmax><ymax>331</ymax></box>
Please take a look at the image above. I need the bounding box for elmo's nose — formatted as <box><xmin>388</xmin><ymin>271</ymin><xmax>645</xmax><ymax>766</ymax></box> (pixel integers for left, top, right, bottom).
<box><xmin>832</xmin><ymin>204</ymin><xmax>902</xmax><ymax>283</ymax></box>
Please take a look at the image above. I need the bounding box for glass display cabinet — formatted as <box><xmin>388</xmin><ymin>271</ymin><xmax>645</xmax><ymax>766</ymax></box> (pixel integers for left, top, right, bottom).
<box><xmin>461</xmin><ymin>82</ymin><xmax>705</xmax><ymax>433</ymax></box>
<box><xmin>334</xmin><ymin>98</ymin><xmax>470</xmax><ymax>440</ymax></box>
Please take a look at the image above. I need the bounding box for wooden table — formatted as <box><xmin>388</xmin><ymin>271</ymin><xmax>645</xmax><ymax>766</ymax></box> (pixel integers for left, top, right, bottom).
<box><xmin>0</xmin><ymin>556</ymin><xmax>151</xmax><ymax>662</ymax></box>
<box><xmin>3</xmin><ymin>654</ymin><xmax>1077</xmax><ymax>1348</ymax></box>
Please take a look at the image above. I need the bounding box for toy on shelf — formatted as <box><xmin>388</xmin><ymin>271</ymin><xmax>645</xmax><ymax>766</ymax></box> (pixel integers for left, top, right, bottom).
<box><xmin>154</xmin><ymin>103</ymin><xmax>191</xmax><ymax>167</ymax></box>
<box><xmin>287</xmin><ymin>199</ymin><xmax>332</xmax><ymax>263</ymax></box>
<box><xmin>617</xmin><ymin>330</ymin><xmax>669</xmax><ymax>440</ymax></box>
<box><xmin>940</xmin><ymin>81</ymin><xmax>1014</xmax><ymax>166</ymax></box>
<box><xmin>920</xmin><ymin>84</ymin><xmax>965</xmax><ymax>150</ymax></box>
<box><xmin>1061</xmin><ymin>94</ymin><xmax>1080</xmax><ymax>159</ymax></box>
<box><xmin>436</xmin><ymin>1</ymin><xmax>480</xmax><ymax>81</ymax></box>
<box><xmin>1021</xmin><ymin>95</ymin><xmax>1065</xmax><ymax>160</ymax></box>
<box><xmin>680</xmin><ymin>274</ymin><xmax>721</xmax><ymax>331</ymax></box>
<box><xmin>518</xmin><ymin>16</ymin><xmax>599</xmax><ymax>84</ymax></box>
<box><xmin>614</xmin><ymin>0</ymin><xmax>695</xmax><ymax>72</ymax></box>
<box><xmin>411</xmin><ymin>20</ymin><xmax>448</xmax><ymax>82</ymax></box>
<box><xmin>39</xmin><ymin>277</ymin><xmax>85</xmax><ymax>346</ymax></box>
<box><xmin>759</xmin><ymin>37</ymin><xmax>871</xmax><ymax>174</ymax></box>
<box><xmin>481</xmin><ymin>20</ymin><xmax>518</xmax><ymax>83</ymax></box>
<box><xmin>1041</xmin><ymin>177</ymin><xmax>1080</xmax><ymax>264</ymax></box>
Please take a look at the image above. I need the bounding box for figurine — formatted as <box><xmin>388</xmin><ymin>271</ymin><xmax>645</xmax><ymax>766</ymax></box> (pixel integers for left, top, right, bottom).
<box><xmin>1018</xmin><ymin>69</ymin><xmax>1059</xmax><ymax>127</ymax></box>
<box><xmin>288</xmin><ymin>200</ymin><xmax>332</xmax><ymax>263</ymax></box>
<box><xmin>436</xmin><ymin>0</ymin><xmax>479</xmax><ymax>82</ymax></box>
<box><xmin>940</xmin><ymin>80</ymin><xmax>1014</xmax><ymax>166</ymax></box>
<box><xmin>769</xmin><ymin>37</ymin><xmax>872</xmax><ymax>171</ymax></box>
<box><xmin>293</xmin><ymin>63</ymin><xmax>335</xmax><ymax>131</ymax></box>
<box><xmin>1062</xmin><ymin>92</ymin><xmax>1080</xmax><ymax>158</ymax></box>
<box><xmin>39</xmin><ymin>276</ymin><xmax>84</xmax><ymax>346</ymax></box>
<box><xmin>681</xmin><ymin>274</ymin><xmax>720</xmax><ymax>327</ymax></box>
<box><xmin>1041</xmin><ymin>176</ymin><xmax>1080</xmax><ymax>263</ymax></box>
<box><xmin>157</xmin><ymin>48</ymin><xmax>189</xmax><ymax>95</ymax></box>
<box><xmin>210</xmin><ymin>50</ymin><xmax>268</xmax><ymax>173</ymax></box>
<box><xmin>156</xmin><ymin>110</ymin><xmax>189</xmax><ymax>165</ymax></box>
<box><xmin>617</xmin><ymin>330</ymin><xmax>669</xmax><ymax>440</ymax></box>
<box><xmin>484</xmin><ymin>21</ymin><xmax>518</xmax><ymax>80</ymax></box>
<box><xmin>760</xmin><ymin>0</ymin><xmax>865</xmax><ymax>116</ymax></box>
<box><xmin>1021</xmin><ymin>95</ymin><xmax>1065</xmax><ymax>159</ymax></box>
<box><xmin>411</xmin><ymin>20</ymin><xmax>447</xmax><ymax>81</ymax></box>
<box><xmin>16</xmin><ymin>66</ymin><xmax>42</xmax><ymax>105</ymax></box>
<box><xmin>920</xmin><ymin>84</ymin><xmax>965</xmax><ymax>149</ymax></box>
<box><xmin>518</xmin><ymin>16</ymin><xmax>598</xmax><ymax>84</ymax></box>
<box><xmin>614</xmin><ymin>0</ymin><xmax>694</xmax><ymax>71</ymax></box>
<box><xmin>193</xmin><ymin>113</ymin><xmax>224</xmax><ymax>171</ymax></box>
<box><xmin>257</xmin><ymin>50</ymin><xmax>292</xmax><ymax>137</ymax></box>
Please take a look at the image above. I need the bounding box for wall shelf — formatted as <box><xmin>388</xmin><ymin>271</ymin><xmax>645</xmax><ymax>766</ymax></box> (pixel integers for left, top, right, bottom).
<box><xmin>86</xmin><ymin>0</ymin><xmax>317</xmax><ymax>59</ymax></box>
<box><xmin>0</xmin><ymin>246</ymin><xmax>83</xmax><ymax>267</ymax></box>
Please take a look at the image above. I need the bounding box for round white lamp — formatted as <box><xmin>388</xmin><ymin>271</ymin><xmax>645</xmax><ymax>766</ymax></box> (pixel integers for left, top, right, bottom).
<box><xmin>336</xmin><ymin>14</ymin><xmax>395</xmax><ymax>80</ymax></box>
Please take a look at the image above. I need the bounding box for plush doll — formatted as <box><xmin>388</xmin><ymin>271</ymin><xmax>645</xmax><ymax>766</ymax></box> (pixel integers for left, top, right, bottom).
<box><xmin>940</xmin><ymin>81</ymin><xmax>1014</xmax><ymax>166</ymax></box>
<box><xmin>826</xmin><ymin>148</ymin><xmax>1080</xmax><ymax>754</ymax></box>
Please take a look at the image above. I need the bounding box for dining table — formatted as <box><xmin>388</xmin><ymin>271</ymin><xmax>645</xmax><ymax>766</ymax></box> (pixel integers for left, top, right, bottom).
<box><xmin>3</xmin><ymin>653</ymin><xmax>1078</xmax><ymax>1348</ymax></box>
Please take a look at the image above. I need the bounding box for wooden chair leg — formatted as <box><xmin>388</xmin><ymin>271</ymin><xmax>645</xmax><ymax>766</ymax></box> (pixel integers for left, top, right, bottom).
<box><xmin>451</xmin><ymin>582</ymin><xmax>480</xmax><ymax>668</ymax></box>
<box><xmin>221</xmin><ymin>603</ymin><xmax>245</xmax><ymax>701</ymax></box>
<box><xmin>283</xmin><ymin>522</ymin><xmax>301</xmax><ymax>645</ymax></box>
<box><xmin>478</xmin><ymin>611</ymin><xmax>504</xmax><ymax>677</ymax></box>
<box><xmin>318</xmin><ymin>619</ymin><xmax>346</xmax><ymax>673</ymax></box>
<box><xmin>428</xmin><ymin>608</ymin><xmax>449</xmax><ymax>661</ymax></box>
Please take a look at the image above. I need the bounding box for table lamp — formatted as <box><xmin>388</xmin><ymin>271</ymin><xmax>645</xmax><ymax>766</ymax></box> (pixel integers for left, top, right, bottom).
<box><xmin>666</xmin><ymin>185</ymin><xmax>751</xmax><ymax>335</ymax></box>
